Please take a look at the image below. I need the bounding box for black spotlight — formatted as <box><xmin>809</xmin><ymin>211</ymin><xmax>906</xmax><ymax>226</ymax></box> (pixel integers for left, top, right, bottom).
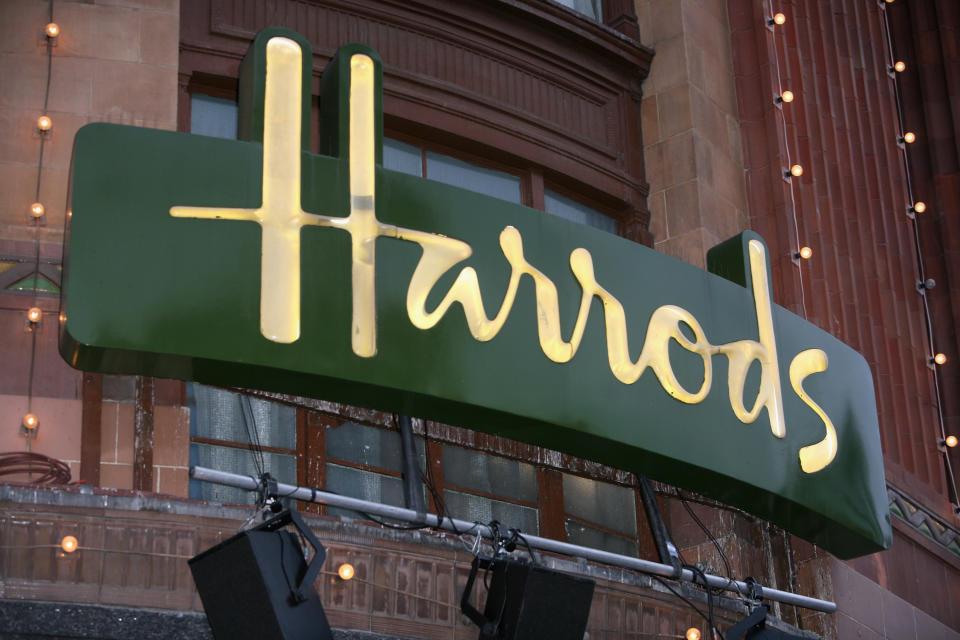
<box><xmin>189</xmin><ymin>510</ymin><xmax>333</xmax><ymax>640</ymax></box>
<box><xmin>728</xmin><ymin>604</ymin><xmax>808</xmax><ymax>639</ymax></box>
<box><xmin>460</xmin><ymin>555</ymin><xmax>595</xmax><ymax>640</ymax></box>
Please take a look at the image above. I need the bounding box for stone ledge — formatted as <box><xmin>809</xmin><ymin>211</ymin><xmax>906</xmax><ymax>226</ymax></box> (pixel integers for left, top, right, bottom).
<box><xmin>0</xmin><ymin>599</ymin><xmax>416</xmax><ymax>640</ymax></box>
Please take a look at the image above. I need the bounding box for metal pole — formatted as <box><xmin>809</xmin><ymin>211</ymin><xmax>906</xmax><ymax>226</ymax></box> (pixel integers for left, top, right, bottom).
<box><xmin>190</xmin><ymin>465</ymin><xmax>837</xmax><ymax>613</ymax></box>
<box><xmin>396</xmin><ymin>414</ymin><xmax>427</xmax><ymax>515</ymax></box>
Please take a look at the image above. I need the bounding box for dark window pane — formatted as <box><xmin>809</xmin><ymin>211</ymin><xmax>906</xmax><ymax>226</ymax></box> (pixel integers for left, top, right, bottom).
<box><xmin>545</xmin><ymin>189</ymin><xmax>616</xmax><ymax>233</ymax></box>
<box><xmin>384</xmin><ymin>138</ymin><xmax>423</xmax><ymax>176</ymax></box>
<box><xmin>562</xmin><ymin>473</ymin><xmax>637</xmax><ymax>536</ymax></box>
<box><xmin>325</xmin><ymin>463</ymin><xmax>406</xmax><ymax>518</ymax></box>
<box><xmin>426</xmin><ymin>150</ymin><xmax>522</xmax><ymax>204</ymax></box>
<box><xmin>325</xmin><ymin>421</ymin><xmax>425</xmax><ymax>472</ymax></box>
<box><xmin>190</xmin><ymin>94</ymin><xmax>238</xmax><ymax>139</ymax></box>
<box><xmin>553</xmin><ymin>0</ymin><xmax>602</xmax><ymax>21</ymax></box>
<box><xmin>189</xmin><ymin>383</ymin><xmax>296</xmax><ymax>451</ymax></box>
<box><xmin>441</xmin><ymin>446</ymin><xmax>538</xmax><ymax>503</ymax></box>
<box><xmin>444</xmin><ymin>489</ymin><xmax>539</xmax><ymax>535</ymax></box>
<box><xmin>564</xmin><ymin>518</ymin><xmax>637</xmax><ymax>557</ymax></box>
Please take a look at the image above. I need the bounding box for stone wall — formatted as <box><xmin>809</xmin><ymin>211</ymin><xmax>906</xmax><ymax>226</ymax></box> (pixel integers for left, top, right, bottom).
<box><xmin>0</xmin><ymin>0</ymin><xmax>180</xmax><ymax>485</ymax></box>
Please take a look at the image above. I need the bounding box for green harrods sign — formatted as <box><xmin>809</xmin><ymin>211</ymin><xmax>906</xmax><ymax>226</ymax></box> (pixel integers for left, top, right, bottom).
<box><xmin>61</xmin><ymin>29</ymin><xmax>890</xmax><ymax>558</ymax></box>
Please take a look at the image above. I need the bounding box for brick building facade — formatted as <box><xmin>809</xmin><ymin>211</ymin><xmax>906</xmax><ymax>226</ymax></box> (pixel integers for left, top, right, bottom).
<box><xmin>0</xmin><ymin>1</ymin><xmax>958</xmax><ymax>638</ymax></box>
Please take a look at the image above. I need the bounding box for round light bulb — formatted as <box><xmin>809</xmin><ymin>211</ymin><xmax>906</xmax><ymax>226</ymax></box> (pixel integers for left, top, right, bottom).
<box><xmin>686</xmin><ymin>628</ymin><xmax>702</xmax><ymax>640</ymax></box>
<box><xmin>61</xmin><ymin>535</ymin><xmax>78</xmax><ymax>553</ymax></box>
<box><xmin>903</xmin><ymin>132</ymin><xmax>916</xmax><ymax>144</ymax></box>
<box><xmin>780</xmin><ymin>90</ymin><xmax>794</xmax><ymax>103</ymax></box>
<box><xmin>790</xmin><ymin>164</ymin><xmax>803</xmax><ymax>177</ymax></box>
<box><xmin>37</xmin><ymin>115</ymin><xmax>52</xmax><ymax>131</ymax></box>
<box><xmin>30</xmin><ymin>202</ymin><xmax>45</xmax><ymax>218</ymax></box>
<box><xmin>799</xmin><ymin>246</ymin><xmax>813</xmax><ymax>259</ymax></box>
<box><xmin>913</xmin><ymin>201</ymin><xmax>926</xmax><ymax>214</ymax></box>
<box><xmin>946</xmin><ymin>435</ymin><xmax>958</xmax><ymax>448</ymax></box>
<box><xmin>773</xmin><ymin>13</ymin><xmax>786</xmax><ymax>25</ymax></box>
<box><xmin>338</xmin><ymin>563</ymin><xmax>355</xmax><ymax>580</ymax></box>
<box><xmin>23</xmin><ymin>413</ymin><xmax>38</xmax><ymax>430</ymax></box>
<box><xmin>894</xmin><ymin>61</ymin><xmax>906</xmax><ymax>73</ymax></box>
<box><xmin>27</xmin><ymin>307</ymin><xmax>42</xmax><ymax>323</ymax></box>
<box><xmin>45</xmin><ymin>23</ymin><xmax>60</xmax><ymax>38</ymax></box>
<box><xmin>933</xmin><ymin>353</ymin><xmax>947</xmax><ymax>365</ymax></box>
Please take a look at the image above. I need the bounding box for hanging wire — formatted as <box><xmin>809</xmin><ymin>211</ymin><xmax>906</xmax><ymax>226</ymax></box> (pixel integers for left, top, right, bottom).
<box><xmin>766</xmin><ymin>0</ymin><xmax>808</xmax><ymax>320</ymax></box>
<box><xmin>24</xmin><ymin>0</ymin><xmax>57</xmax><ymax>455</ymax></box>
<box><xmin>877</xmin><ymin>0</ymin><xmax>960</xmax><ymax>510</ymax></box>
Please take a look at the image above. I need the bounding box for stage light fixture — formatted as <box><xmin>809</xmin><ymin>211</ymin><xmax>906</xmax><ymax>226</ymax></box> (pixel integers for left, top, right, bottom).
<box><xmin>190</xmin><ymin>510</ymin><xmax>333</xmax><ymax>640</ymax></box>
<box><xmin>460</xmin><ymin>555</ymin><xmax>595</xmax><ymax>640</ymax></box>
<box><xmin>728</xmin><ymin>604</ymin><xmax>809</xmax><ymax>639</ymax></box>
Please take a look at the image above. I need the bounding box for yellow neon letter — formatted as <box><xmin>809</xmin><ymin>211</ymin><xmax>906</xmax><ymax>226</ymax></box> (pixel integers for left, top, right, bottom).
<box><xmin>791</xmin><ymin>349</ymin><xmax>837</xmax><ymax>473</ymax></box>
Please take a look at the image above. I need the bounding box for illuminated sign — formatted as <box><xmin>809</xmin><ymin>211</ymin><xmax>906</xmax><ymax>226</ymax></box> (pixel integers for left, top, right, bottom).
<box><xmin>61</xmin><ymin>29</ymin><xmax>891</xmax><ymax>558</ymax></box>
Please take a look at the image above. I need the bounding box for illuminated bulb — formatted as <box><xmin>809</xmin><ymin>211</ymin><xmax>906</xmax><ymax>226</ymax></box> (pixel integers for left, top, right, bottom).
<box><xmin>338</xmin><ymin>563</ymin><xmax>355</xmax><ymax>580</ymax></box>
<box><xmin>22</xmin><ymin>413</ymin><xmax>38</xmax><ymax>430</ymax></box>
<box><xmin>902</xmin><ymin>132</ymin><xmax>916</xmax><ymax>144</ymax></box>
<box><xmin>933</xmin><ymin>353</ymin><xmax>947</xmax><ymax>365</ymax></box>
<box><xmin>946</xmin><ymin>435</ymin><xmax>958</xmax><ymax>448</ymax></box>
<box><xmin>686</xmin><ymin>629</ymin><xmax>702</xmax><ymax>640</ymax></box>
<box><xmin>27</xmin><ymin>307</ymin><xmax>42</xmax><ymax>323</ymax></box>
<box><xmin>773</xmin><ymin>13</ymin><xmax>786</xmax><ymax>25</ymax></box>
<box><xmin>798</xmin><ymin>246</ymin><xmax>813</xmax><ymax>259</ymax></box>
<box><xmin>37</xmin><ymin>115</ymin><xmax>52</xmax><ymax>131</ymax></box>
<box><xmin>790</xmin><ymin>164</ymin><xmax>804</xmax><ymax>177</ymax></box>
<box><xmin>780</xmin><ymin>90</ymin><xmax>794</xmax><ymax>103</ymax></box>
<box><xmin>45</xmin><ymin>23</ymin><xmax>60</xmax><ymax>38</ymax></box>
<box><xmin>894</xmin><ymin>61</ymin><xmax>906</xmax><ymax>72</ymax></box>
<box><xmin>61</xmin><ymin>536</ymin><xmax>78</xmax><ymax>553</ymax></box>
<box><xmin>912</xmin><ymin>201</ymin><xmax>926</xmax><ymax>214</ymax></box>
<box><xmin>30</xmin><ymin>202</ymin><xmax>45</xmax><ymax>218</ymax></box>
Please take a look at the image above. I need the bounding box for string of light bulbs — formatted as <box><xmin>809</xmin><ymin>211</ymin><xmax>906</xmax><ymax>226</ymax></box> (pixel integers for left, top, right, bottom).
<box><xmin>21</xmin><ymin>2</ymin><xmax>60</xmax><ymax>451</ymax></box>
<box><xmin>765</xmin><ymin>2</ymin><xmax>809</xmax><ymax>321</ymax></box>
<box><xmin>877</xmin><ymin>0</ymin><xmax>960</xmax><ymax>513</ymax></box>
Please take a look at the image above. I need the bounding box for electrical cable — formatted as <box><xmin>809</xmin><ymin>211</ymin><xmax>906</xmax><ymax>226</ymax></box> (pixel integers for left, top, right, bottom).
<box><xmin>651</xmin><ymin>574</ymin><xmax>725</xmax><ymax>640</ymax></box>
<box><xmin>877</xmin><ymin>1</ymin><xmax>960</xmax><ymax>509</ymax></box>
<box><xmin>238</xmin><ymin>395</ymin><xmax>266</xmax><ymax>481</ymax></box>
<box><xmin>24</xmin><ymin>0</ymin><xmax>57</xmax><ymax>457</ymax></box>
<box><xmin>0</xmin><ymin>452</ymin><xmax>71</xmax><ymax>484</ymax></box>
<box><xmin>766</xmin><ymin>0</ymin><xmax>808</xmax><ymax>320</ymax></box>
<box><xmin>680</xmin><ymin>493</ymin><xmax>736</xmax><ymax>587</ymax></box>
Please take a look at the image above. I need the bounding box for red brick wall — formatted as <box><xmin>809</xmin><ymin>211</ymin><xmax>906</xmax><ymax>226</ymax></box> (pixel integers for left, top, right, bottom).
<box><xmin>728</xmin><ymin>0</ymin><xmax>958</xmax><ymax>515</ymax></box>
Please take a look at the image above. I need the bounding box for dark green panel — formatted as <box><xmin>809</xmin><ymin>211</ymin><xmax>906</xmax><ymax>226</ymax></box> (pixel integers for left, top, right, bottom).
<box><xmin>60</xmin><ymin>30</ymin><xmax>890</xmax><ymax>559</ymax></box>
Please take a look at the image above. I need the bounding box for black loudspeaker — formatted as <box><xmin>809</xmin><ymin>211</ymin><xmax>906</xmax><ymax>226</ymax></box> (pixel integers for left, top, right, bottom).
<box><xmin>461</xmin><ymin>555</ymin><xmax>595</xmax><ymax>640</ymax></box>
<box><xmin>189</xmin><ymin>510</ymin><xmax>333</xmax><ymax>640</ymax></box>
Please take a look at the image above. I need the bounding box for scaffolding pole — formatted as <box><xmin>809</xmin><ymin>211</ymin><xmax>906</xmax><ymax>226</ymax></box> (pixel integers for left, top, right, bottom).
<box><xmin>190</xmin><ymin>465</ymin><xmax>837</xmax><ymax>613</ymax></box>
